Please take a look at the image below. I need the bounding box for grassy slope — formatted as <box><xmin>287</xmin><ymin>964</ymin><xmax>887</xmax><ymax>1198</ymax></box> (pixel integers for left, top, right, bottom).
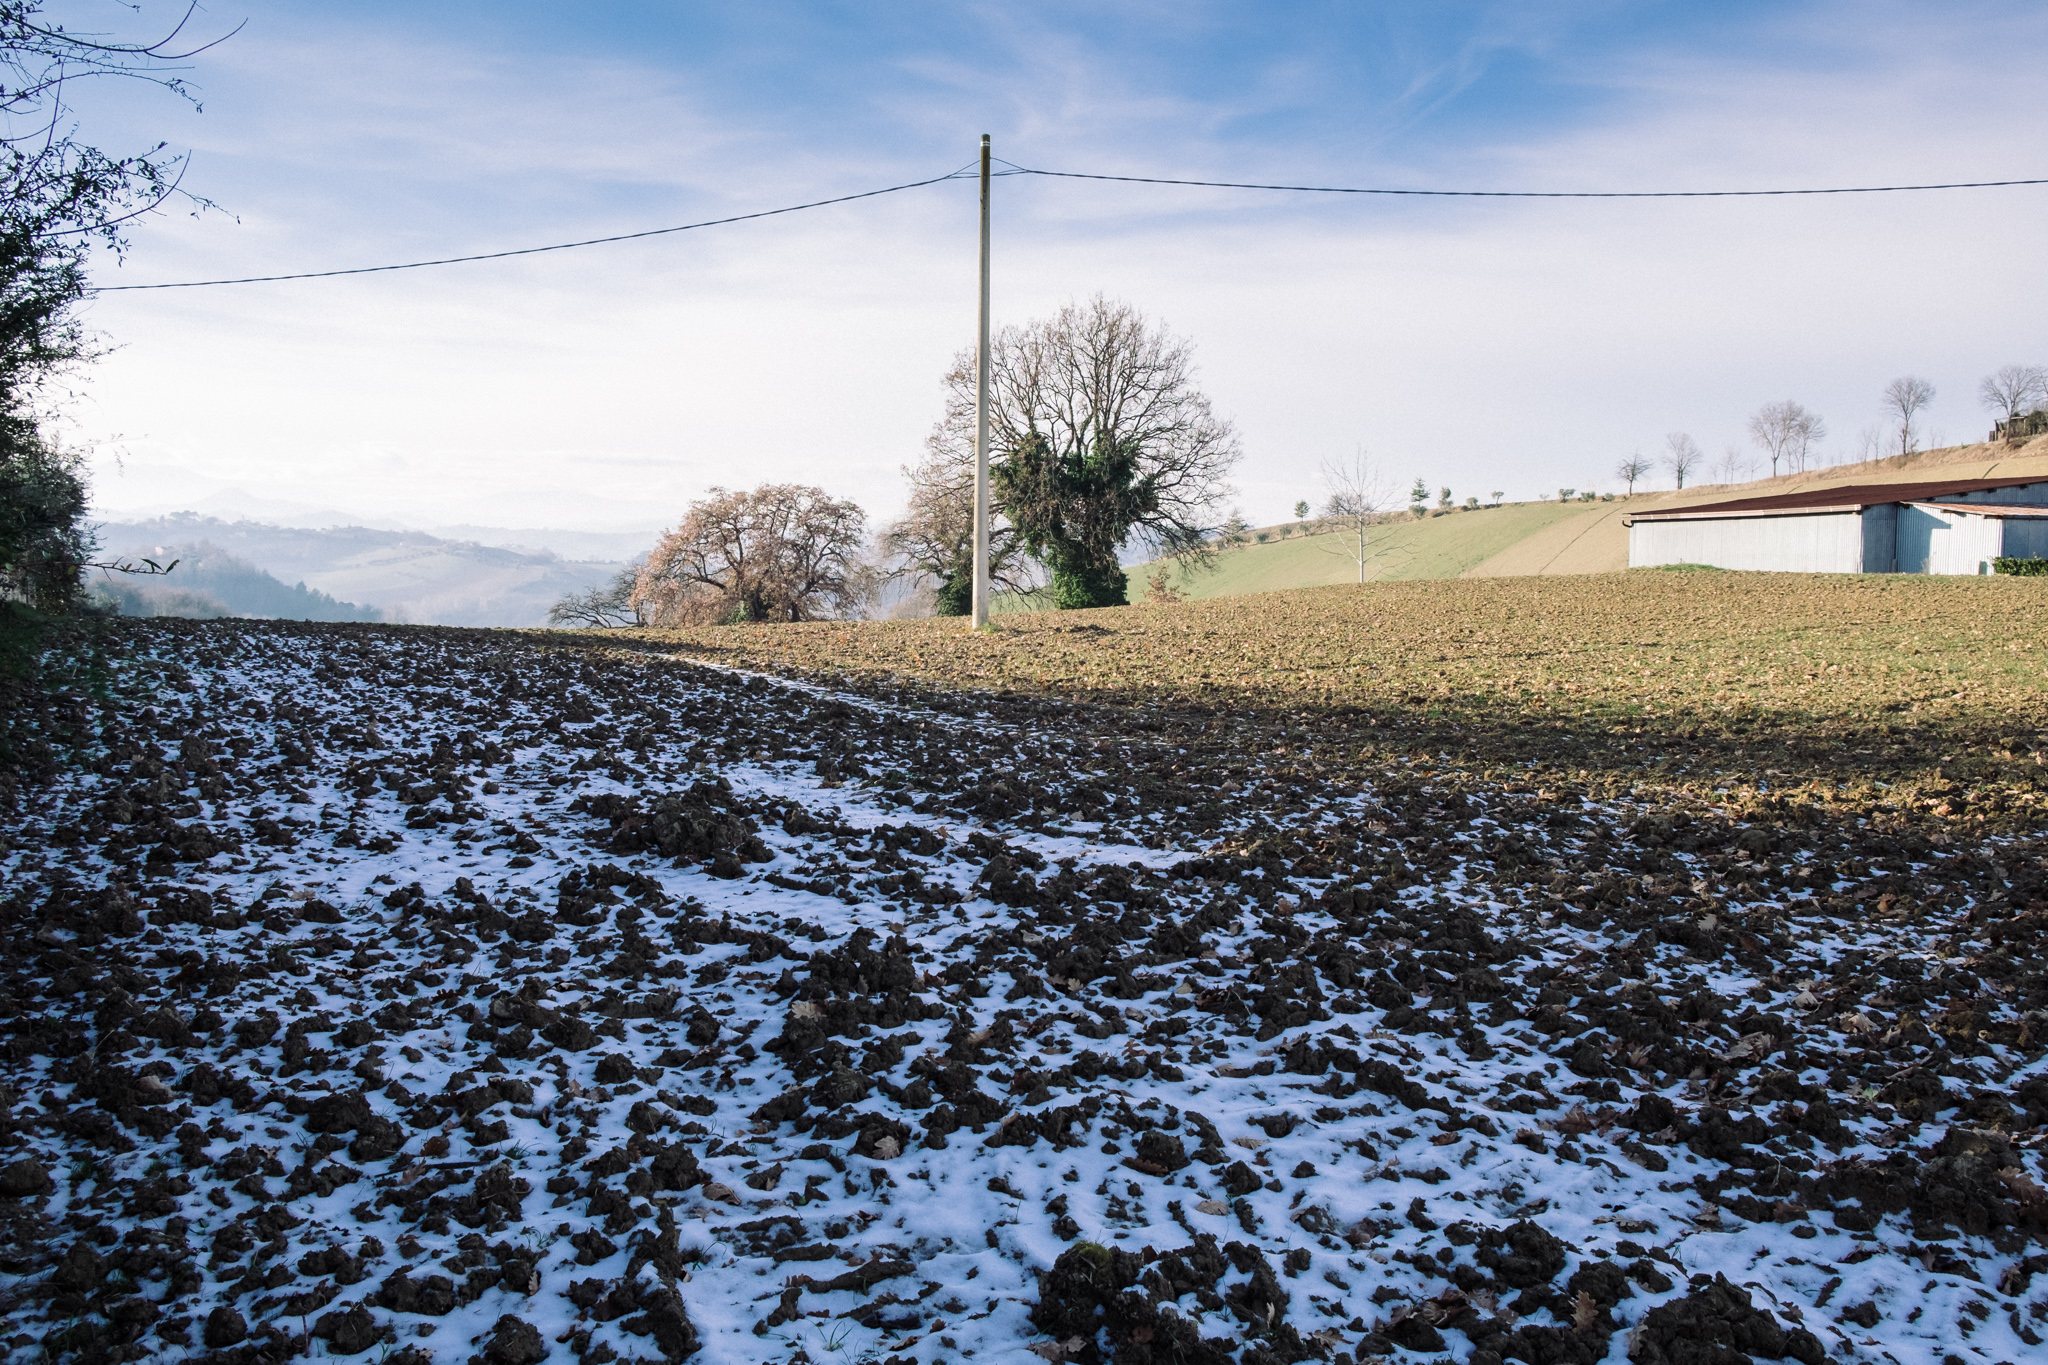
<box><xmin>1140</xmin><ymin>433</ymin><xmax>2048</xmax><ymax>596</ymax></box>
<box><xmin>1149</xmin><ymin>500</ymin><xmax>1596</xmax><ymax>599</ymax></box>
<box><xmin>1463</xmin><ymin>500</ymin><xmax>1633</xmax><ymax>577</ymax></box>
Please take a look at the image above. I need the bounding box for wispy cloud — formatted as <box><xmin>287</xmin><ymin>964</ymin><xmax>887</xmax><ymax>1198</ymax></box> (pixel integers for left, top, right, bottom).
<box><xmin>72</xmin><ymin>0</ymin><xmax>2048</xmax><ymax>531</ymax></box>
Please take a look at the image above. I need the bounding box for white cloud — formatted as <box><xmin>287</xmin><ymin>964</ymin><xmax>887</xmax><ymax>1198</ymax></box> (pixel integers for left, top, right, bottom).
<box><xmin>71</xmin><ymin>0</ymin><xmax>2048</xmax><ymax>534</ymax></box>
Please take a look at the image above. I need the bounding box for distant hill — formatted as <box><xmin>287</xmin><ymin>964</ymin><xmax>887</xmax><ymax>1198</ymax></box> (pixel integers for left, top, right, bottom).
<box><xmin>422</xmin><ymin>525</ymin><xmax>657</xmax><ymax>562</ymax></box>
<box><xmin>1138</xmin><ymin>432</ymin><xmax>2048</xmax><ymax>599</ymax></box>
<box><xmin>92</xmin><ymin>514</ymin><xmax>630</xmax><ymax>627</ymax></box>
<box><xmin>91</xmin><ymin>542</ymin><xmax>382</xmax><ymax>621</ymax></box>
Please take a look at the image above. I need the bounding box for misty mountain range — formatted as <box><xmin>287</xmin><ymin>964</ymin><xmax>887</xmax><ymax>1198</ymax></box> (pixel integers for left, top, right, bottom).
<box><xmin>91</xmin><ymin>514</ymin><xmax>647</xmax><ymax>628</ymax></box>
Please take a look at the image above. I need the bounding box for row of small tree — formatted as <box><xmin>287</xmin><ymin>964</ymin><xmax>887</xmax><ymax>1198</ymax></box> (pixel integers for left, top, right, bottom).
<box><xmin>1606</xmin><ymin>365</ymin><xmax>2047</xmax><ymax>499</ymax></box>
<box><xmin>1616</xmin><ymin>399</ymin><xmax>1830</xmax><ymax>496</ymax></box>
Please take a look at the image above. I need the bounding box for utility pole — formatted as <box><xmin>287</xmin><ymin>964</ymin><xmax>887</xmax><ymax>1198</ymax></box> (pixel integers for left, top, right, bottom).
<box><xmin>971</xmin><ymin>133</ymin><xmax>992</xmax><ymax>630</ymax></box>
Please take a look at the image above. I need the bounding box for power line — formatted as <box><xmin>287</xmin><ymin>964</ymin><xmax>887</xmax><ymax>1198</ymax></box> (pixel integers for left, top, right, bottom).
<box><xmin>90</xmin><ymin>165</ymin><xmax>979</xmax><ymax>291</ymax></box>
<box><xmin>87</xmin><ymin>156</ymin><xmax>2048</xmax><ymax>292</ymax></box>
<box><xmin>999</xmin><ymin>160</ymin><xmax>2048</xmax><ymax>199</ymax></box>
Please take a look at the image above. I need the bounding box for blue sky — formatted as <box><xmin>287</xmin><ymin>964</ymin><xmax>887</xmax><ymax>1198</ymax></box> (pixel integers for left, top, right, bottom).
<box><xmin>57</xmin><ymin>0</ymin><xmax>2048</xmax><ymax>533</ymax></box>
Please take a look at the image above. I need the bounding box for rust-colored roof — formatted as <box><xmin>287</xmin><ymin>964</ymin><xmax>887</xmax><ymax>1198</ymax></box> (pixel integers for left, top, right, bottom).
<box><xmin>1627</xmin><ymin>475</ymin><xmax>2048</xmax><ymax>521</ymax></box>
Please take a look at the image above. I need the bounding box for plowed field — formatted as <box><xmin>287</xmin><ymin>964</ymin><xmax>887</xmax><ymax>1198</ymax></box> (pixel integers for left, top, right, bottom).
<box><xmin>0</xmin><ymin>578</ymin><xmax>2042</xmax><ymax>1365</ymax></box>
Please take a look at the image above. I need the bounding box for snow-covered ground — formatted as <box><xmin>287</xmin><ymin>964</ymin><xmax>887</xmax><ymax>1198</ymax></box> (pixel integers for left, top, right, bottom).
<box><xmin>0</xmin><ymin>620</ymin><xmax>2043</xmax><ymax>1365</ymax></box>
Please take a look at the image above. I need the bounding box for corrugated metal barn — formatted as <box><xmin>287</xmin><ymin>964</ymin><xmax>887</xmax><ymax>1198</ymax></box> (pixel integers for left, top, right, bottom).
<box><xmin>1625</xmin><ymin>476</ymin><xmax>2048</xmax><ymax>574</ymax></box>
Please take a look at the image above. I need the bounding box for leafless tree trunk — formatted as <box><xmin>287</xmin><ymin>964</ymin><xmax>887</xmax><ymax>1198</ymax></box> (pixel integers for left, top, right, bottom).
<box><xmin>1664</xmin><ymin>433</ymin><xmax>1702</xmax><ymax>490</ymax></box>
<box><xmin>1788</xmin><ymin>409</ymin><xmax>1826</xmax><ymax>472</ymax></box>
<box><xmin>1615</xmin><ymin>453</ymin><xmax>1652</xmax><ymax>497</ymax></box>
<box><xmin>1318</xmin><ymin>450</ymin><xmax>1397</xmax><ymax>584</ymax></box>
<box><xmin>547</xmin><ymin>561</ymin><xmax>646</xmax><ymax>628</ymax></box>
<box><xmin>1716</xmin><ymin>446</ymin><xmax>1751</xmax><ymax>485</ymax></box>
<box><xmin>1882</xmin><ymin>376</ymin><xmax>1936</xmax><ymax>456</ymax></box>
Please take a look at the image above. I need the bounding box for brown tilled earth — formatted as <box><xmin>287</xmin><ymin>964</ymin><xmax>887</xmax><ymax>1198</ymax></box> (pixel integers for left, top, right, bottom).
<box><xmin>636</xmin><ymin>570</ymin><xmax>2048</xmax><ymax>819</ymax></box>
<box><xmin>0</xmin><ymin>585</ymin><xmax>2042</xmax><ymax>1365</ymax></box>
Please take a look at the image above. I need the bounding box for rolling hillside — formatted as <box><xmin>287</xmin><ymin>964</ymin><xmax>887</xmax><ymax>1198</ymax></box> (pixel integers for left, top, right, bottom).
<box><xmin>94</xmin><ymin>514</ymin><xmax>632</xmax><ymax>626</ymax></box>
<box><xmin>1147</xmin><ymin>499</ymin><xmax>1594</xmax><ymax>599</ymax></box>
<box><xmin>1142</xmin><ymin>432</ymin><xmax>2048</xmax><ymax>598</ymax></box>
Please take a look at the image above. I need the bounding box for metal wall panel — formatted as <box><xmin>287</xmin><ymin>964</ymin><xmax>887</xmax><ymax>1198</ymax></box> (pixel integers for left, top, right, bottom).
<box><xmin>1932</xmin><ymin>510</ymin><xmax>2004</xmax><ymax>575</ymax></box>
<box><xmin>1628</xmin><ymin>511</ymin><xmax>1863</xmax><ymax>572</ymax></box>
<box><xmin>1629</xmin><ymin>497</ymin><xmax>2048</xmax><ymax>574</ymax></box>
<box><xmin>1861</xmin><ymin>503</ymin><xmax>1898</xmax><ymax>572</ymax></box>
<box><xmin>1896</xmin><ymin>505</ymin><xmax>1938</xmax><ymax>573</ymax></box>
<box><xmin>1903</xmin><ymin>505</ymin><xmax>2006</xmax><ymax>574</ymax></box>
<box><xmin>2003</xmin><ymin>518</ymin><xmax>2048</xmax><ymax>560</ymax></box>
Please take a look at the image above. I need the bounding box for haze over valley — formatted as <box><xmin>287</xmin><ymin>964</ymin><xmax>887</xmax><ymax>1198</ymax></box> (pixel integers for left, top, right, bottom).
<box><xmin>90</xmin><ymin>514</ymin><xmax>646</xmax><ymax>627</ymax></box>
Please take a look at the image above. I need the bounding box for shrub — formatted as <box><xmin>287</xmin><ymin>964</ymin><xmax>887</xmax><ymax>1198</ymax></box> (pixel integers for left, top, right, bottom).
<box><xmin>0</xmin><ymin>430</ymin><xmax>91</xmax><ymax>675</ymax></box>
<box><xmin>1993</xmin><ymin>557</ymin><xmax>2048</xmax><ymax>577</ymax></box>
<box><xmin>1144</xmin><ymin>568</ymin><xmax>1183</xmax><ymax>605</ymax></box>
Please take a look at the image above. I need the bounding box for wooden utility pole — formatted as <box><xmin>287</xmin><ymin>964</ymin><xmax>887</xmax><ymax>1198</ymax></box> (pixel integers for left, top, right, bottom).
<box><xmin>971</xmin><ymin>134</ymin><xmax>992</xmax><ymax>629</ymax></box>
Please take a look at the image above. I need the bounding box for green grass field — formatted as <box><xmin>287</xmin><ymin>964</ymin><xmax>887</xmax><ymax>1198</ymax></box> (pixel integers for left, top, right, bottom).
<box><xmin>1139</xmin><ymin>501</ymin><xmax>1597</xmax><ymax>598</ymax></box>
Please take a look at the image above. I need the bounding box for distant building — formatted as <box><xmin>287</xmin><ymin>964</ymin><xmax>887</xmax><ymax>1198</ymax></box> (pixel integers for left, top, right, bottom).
<box><xmin>1994</xmin><ymin>410</ymin><xmax>2048</xmax><ymax>443</ymax></box>
<box><xmin>1625</xmin><ymin>476</ymin><xmax>2048</xmax><ymax>575</ymax></box>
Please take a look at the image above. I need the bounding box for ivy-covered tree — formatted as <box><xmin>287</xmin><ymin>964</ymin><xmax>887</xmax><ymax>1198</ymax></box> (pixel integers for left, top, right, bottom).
<box><xmin>916</xmin><ymin>295</ymin><xmax>1239</xmax><ymax>611</ymax></box>
<box><xmin>993</xmin><ymin>431</ymin><xmax>1159</xmax><ymax>609</ymax></box>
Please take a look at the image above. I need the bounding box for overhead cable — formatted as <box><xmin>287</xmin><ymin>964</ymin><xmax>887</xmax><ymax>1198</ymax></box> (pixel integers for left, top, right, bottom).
<box><xmin>89</xmin><ymin>157</ymin><xmax>2048</xmax><ymax>292</ymax></box>
<box><xmin>91</xmin><ymin>165</ymin><xmax>979</xmax><ymax>291</ymax></box>
<box><xmin>1000</xmin><ymin>160</ymin><xmax>2048</xmax><ymax>199</ymax></box>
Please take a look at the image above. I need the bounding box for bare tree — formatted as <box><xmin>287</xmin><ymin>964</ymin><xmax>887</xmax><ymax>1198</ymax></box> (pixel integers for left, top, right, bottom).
<box><xmin>1615</xmin><ymin>452</ymin><xmax>1652</xmax><ymax>497</ymax></box>
<box><xmin>632</xmin><ymin>484</ymin><xmax>869</xmax><ymax>626</ymax></box>
<box><xmin>1664</xmin><ymin>433</ymin><xmax>1702</xmax><ymax>490</ymax></box>
<box><xmin>1318</xmin><ymin>450</ymin><xmax>1398</xmax><ymax>584</ymax></box>
<box><xmin>1747</xmin><ymin>401</ymin><xmax>1826</xmax><ymax>478</ymax></box>
<box><xmin>1980</xmin><ymin>364</ymin><xmax>2048</xmax><ymax>426</ymax></box>
<box><xmin>1788</xmin><ymin>408</ymin><xmax>1827</xmax><ymax>472</ymax></box>
<box><xmin>923</xmin><ymin>295</ymin><xmax>1239</xmax><ymax>609</ymax></box>
<box><xmin>1716</xmin><ymin>445</ymin><xmax>1751</xmax><ymax>485</ymax></box>
<box><xmin>881</xmin><ymin>452</ymin><xmax>1030</xmax><ymax>616</ymax></box>
<box><xmin>1882</xmin><ymin>376</ymin><xmax>1936</xmax><ymax>456</ymax></box>
<box><xmin>547</xmin><ymin>561</ymin><xmax>645</xmax><ymax>628</ymax></box>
